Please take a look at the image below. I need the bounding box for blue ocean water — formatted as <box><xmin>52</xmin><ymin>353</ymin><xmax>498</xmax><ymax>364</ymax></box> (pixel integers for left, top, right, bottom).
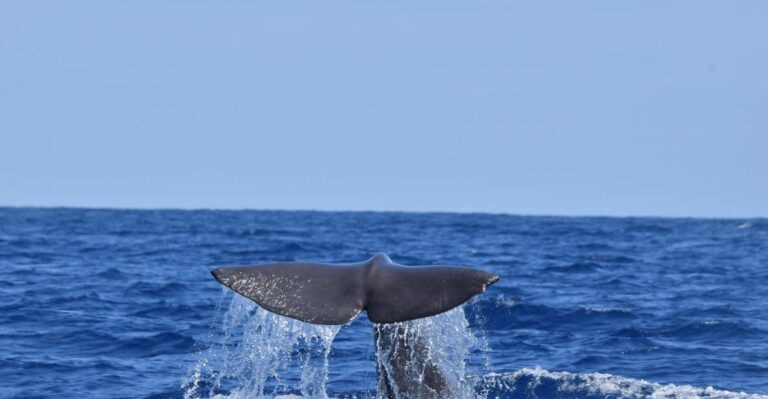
<box><xmin>1</xmin><ymin>207</ymin><xmax>766</xmax><ymax>398</ymax></box>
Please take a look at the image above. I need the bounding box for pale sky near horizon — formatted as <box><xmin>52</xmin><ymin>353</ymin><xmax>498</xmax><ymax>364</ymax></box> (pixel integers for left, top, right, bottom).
<box><xmin>1</xmin><ymin>2</ymin><xmax>766</xmax><ymax>218</ymax></box>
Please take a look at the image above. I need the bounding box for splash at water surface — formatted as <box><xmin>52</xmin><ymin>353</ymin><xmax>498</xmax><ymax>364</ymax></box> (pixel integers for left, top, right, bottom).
<box><xmin>183</xmin><ymin>292</ymin><xmax>487</xmax><ymax>399</ymax></box>
<box><xmin>183</xmin><ymin>293</ymin><xmax>340</xmax><ymax>399</ymax></box>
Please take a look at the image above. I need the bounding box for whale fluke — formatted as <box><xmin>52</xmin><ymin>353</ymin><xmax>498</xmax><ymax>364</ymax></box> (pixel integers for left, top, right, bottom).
<box><xmin>211</xmin><ymin>253</ymin><xmax>499</xmax><ymax>325</ymax></box>
<box><xmin>211</xmin><ymin>260</ymin><xmax>367</xmax><ymax>324</ymax></box>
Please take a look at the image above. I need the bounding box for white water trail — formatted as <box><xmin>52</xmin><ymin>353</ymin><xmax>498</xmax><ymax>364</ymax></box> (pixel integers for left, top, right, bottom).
<box><xmin>182</xmin><ymin>293</ymin><xmax>340</xmax><ymax>399</ymax></box>
<box><xmin>373</xmin><ymin>307</ymin><xmax>483</xmax><ymax>399</ymax></box>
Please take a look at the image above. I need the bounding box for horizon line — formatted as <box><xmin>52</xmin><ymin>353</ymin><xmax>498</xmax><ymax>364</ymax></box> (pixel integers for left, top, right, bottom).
<box><xmin>0</xmin><ymin>204</ymin><xmax>764</xmax><ymax>221</ymax></box>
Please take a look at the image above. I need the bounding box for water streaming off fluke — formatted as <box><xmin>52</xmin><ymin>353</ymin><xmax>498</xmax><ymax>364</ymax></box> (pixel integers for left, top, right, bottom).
<box><xmin>183</xmin><ymin>293</ymin><xmax>341</xmax><ymax>399</ymax></box>
<box><xmin>182</xmin><ymin>292</ymin><xmax>486</xmax><ymax>399</ymax></box>
<box><xmin>374</xmin><ymin>307</ymin><xmax>482</xmax><ymax>399</ymax></box>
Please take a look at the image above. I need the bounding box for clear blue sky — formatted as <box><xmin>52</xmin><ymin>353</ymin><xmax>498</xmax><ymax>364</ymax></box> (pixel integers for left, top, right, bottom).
<box><xmin>1</xmin><ymin>2</ymin><xmax>766</xmax><ymax>217</ymax></box>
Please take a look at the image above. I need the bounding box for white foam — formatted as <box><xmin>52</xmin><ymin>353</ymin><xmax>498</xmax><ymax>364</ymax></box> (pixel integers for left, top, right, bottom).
<box><xmin>495</xmin><ymin>294</ymin><xmax>520</xmax><ymax>308</ymax></box>
<box><xmin>585</xmin><ymin>307</ymin><xmax>632</xmax><ymax>313</ymax></box>
<box><xmin>479</xmin><ymin>367</ymin><xmax>768</xmax><ymax>399</ymax></box>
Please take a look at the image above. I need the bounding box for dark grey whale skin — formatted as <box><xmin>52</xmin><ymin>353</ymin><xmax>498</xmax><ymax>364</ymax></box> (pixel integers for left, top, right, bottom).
<box><xmin>211</xmin><ymin>253</ymin><xmax>499</xmax><ymax>397</ymax></box>
<box><xmin>211</xmin><ymin>253</ymin><xmax>499</xmax><ymax>325</ymax></box>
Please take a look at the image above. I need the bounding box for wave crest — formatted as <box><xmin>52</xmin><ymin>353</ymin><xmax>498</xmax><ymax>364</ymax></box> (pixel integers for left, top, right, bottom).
<box><xmin>475</xmin><ymin>367</ymin><xmax>768</xmax><ymax>399</ymax></box>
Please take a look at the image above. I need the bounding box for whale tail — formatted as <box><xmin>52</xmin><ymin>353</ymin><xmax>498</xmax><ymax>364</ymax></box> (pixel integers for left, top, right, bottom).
<box><xmin>211</xmin><ymin>254</ymin><xmax>499</xmax><ymax>325</ymax></box>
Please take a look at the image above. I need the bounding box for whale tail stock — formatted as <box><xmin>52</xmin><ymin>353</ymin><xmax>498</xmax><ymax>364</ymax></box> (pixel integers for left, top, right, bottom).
<box><xmin>210</xmin><ymin>253</ymin><xmax>499</xmax><ymax>325</ymax></box>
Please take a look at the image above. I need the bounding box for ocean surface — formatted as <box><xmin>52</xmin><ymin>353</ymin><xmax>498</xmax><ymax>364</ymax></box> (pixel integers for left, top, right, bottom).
<box><xmin>1</xmin><ymin>207</ymin><xmax>766</xmax><ymax>398</ymax></box>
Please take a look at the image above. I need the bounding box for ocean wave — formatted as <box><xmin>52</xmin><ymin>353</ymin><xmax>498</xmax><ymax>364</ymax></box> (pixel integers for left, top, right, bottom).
<box><xmin>4</xmin><ymin>209</ymin><xmax>768</xmax><ymax>397</ymax></box>
<box><xmin>658</xmin><ymin>321</ymin><xmax>762</xmax><ymax>340</ymax></box>
<box><xmin>594</xmin><ymin>254</ymin><xmax>639</xmax><ymax>264</ymax></box>
<box><xmin>736</xmin><ymin>220</ymin><xmax>768</xmax><ymax>231</ymax></box>
<box><xmin>469</xmin><ymin>295</ymin><xmax>637</xmax><ymax>330</ymax></box>
<box><xmin>129</xmin><ymin>281</ymin><xmax>190</xmax><ymax>296</ymax></box>
<box><xmin>174</xmin><ymin>368</ymin><xmax>768</xmax><ymax>399</ymax></box>
<box><xmin>576</xmin><ymin>242</ymin><xmax>617</xmax><ymax>251</ymax></box>
<box><xmin>543</xmin><ymin>262</ymin><xmax>602</xmax><ymax>273</ymax></box>
<box><xmin>624</xmin><ymin>224</ymin><xmax>675</xmax><ymax>234</ymax></box>
<box><xmin>107</xmin><ymin>332</ymin><xmax>197</xmax><ymax>358</ymax></box>
<box><xmin>474</xmin><ymin>367</ymin><xmax>768</xmax><ymax>399</ymax></box>
<box><xmin>218</xmin><ymin>242</ymin><xmax>307</xmax><ymax>258</ymax></box>
<box><xmin>96</xmin><ymin>267</ymin><xmax>128</xmax><ymax>279</ymax></box>
<box><xmin>131</xmin><ymin>302</ymin><xmax>201</xmax><ymax>319</ymax></box>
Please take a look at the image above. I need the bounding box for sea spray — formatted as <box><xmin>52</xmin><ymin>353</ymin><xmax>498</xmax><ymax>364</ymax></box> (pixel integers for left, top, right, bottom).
<box><xmin>373</xmin><ymin>307</ymin><xmax>481</xmax><ymax>399</ymax></box>
<box><xmin>183</xmin><ymin>293</ymin><xmax>340</xmax><ymax>399</ymax></box>
<box><xmin>184</xmin><ymin>292</ymin><xmax>491</xmax><ymax>398</ymax></box>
